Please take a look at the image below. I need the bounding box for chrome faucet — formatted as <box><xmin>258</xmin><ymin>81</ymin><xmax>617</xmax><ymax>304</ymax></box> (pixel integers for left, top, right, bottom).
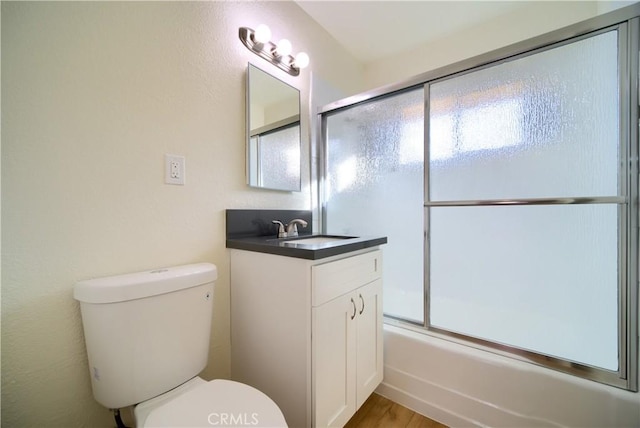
<box><xmin>286</xmin><ymin>219</ymin><xmax>308</xmax><ymax>237</ymax></box>
<box><xmin>272</xmin><ymin>219</ymin><xmax>308</xmax><ymax>238</ymax></box>
<box><xmin>272</xmin><ymin>220</ymin><xmax>287</xmax><ymax>238</ymax></box>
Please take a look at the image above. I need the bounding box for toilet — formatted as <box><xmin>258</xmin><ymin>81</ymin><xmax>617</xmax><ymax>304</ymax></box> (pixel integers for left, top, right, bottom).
<box><xmin>74</xmin><ymin>263</ymin><xmax>287</xmax><ymax>427</ymax></box>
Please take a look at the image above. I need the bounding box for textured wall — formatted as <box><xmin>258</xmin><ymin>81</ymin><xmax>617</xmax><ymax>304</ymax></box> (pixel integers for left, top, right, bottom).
<box><xmin>1</xmin><ymin>2</ymin><xmax>362</xmax><ymax>426</ymax></box>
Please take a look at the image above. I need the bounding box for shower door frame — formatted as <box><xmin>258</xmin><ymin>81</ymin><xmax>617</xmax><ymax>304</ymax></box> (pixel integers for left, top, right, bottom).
<box><xmin>316</xmin><ymin>4</ymin><xmax>639</xmax><ymax>391</ymax></box>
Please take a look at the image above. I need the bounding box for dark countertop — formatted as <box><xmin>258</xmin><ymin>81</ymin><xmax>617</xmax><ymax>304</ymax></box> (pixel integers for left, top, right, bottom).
<box><xmin>226</xmin><ymin>234</ymin><xmax>388</xmax><ymax>260</ymax></box>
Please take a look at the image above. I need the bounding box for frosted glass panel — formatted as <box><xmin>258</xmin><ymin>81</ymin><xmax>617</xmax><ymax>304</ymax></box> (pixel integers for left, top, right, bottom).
<box><xmin>325</xmin><ymin>89</ymin><xmax>424</xmax><ymax>322</ymax></box>
<box><xmin>429</xmin><ymin>30</ymin><xmax>619</xmax><ymax>201</ymax></box>
<box><xmin>429</xmin><ymin>204</ymin><xmax>619</xmax><ymax>370</ymax></box>
<box><xmin>257</xmin><ymin>125</ymin><xmax>300</xmax><ymax>190</ymax></box>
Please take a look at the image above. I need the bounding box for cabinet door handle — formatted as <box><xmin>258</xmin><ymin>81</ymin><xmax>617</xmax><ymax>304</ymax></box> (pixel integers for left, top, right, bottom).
<box><xmin>359</xmin><ymin>294</ymin><xmax>365</xmax><ymax>314</ymax></box>
<box><xmin>350</xmin><ymin>298</ymin><xmax>356</xmax><ymax>320</ymax></box>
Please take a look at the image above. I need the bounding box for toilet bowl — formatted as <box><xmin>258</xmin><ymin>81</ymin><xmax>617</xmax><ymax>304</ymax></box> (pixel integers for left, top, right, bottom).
<box><xmin>135</xmin><ymin>377</ymin><xmax>287</xmax><ymax>428</ymax></box>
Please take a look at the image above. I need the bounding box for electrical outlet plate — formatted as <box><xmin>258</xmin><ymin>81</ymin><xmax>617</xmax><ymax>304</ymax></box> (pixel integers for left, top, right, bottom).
<box><xmin>165</xmin><ymin>154</ymin><xmax>185</xmax><ymax>185</ymax></box>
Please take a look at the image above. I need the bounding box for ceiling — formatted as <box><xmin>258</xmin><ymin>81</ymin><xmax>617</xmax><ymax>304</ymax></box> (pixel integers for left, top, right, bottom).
<box><xmin>295</xmin><ymin>1</ymin><xmax>546</xmax><ymax>63</ymax></box>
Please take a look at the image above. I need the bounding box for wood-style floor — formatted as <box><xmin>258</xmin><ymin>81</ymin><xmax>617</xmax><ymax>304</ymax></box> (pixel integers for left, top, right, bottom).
<box><xmin>345</xmin><ymin>393</ymin><xmax>448</xmax><ymax>428</ymax></box>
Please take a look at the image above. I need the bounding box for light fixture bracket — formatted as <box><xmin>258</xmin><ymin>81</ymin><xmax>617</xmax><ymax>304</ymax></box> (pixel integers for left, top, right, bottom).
<box><xmin>239</xmin><ymin>27</ymin><xmax>301</xmax><ymax>77</ymax></box>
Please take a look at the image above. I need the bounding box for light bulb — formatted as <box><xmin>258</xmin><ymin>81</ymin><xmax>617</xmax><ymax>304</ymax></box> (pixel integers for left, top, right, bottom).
<box><xmin>293</xmin><ymin>52</ymin><xmax>310</xmax><ymax>69</ymax></box>
<box><xmin>275</xmin><ymin>39</ymin><xmax>292</xmax><ymax>57</ymax></box>
<box><xmin>254</xmin><ymin>24</ymin><xmax>271</xmax><ymax>44</ymax></box>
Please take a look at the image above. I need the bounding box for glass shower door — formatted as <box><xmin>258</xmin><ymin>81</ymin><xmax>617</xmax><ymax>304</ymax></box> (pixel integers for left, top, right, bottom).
<box><xmin>323</xmin><ymin>89</ymin><xmax>424</xmax><ymax>322</ymax></box>
<box><xmin>426</xmin><ymin>28</ymin><xmax>623</xmax><ymax>370</ymax></box>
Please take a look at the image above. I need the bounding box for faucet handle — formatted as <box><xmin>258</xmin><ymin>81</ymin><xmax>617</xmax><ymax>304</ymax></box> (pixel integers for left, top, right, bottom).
<box><xmin>286</xmin><ymin>219</ymin><xmax>308</xmax><ymax>237</ymax></box>
<box><xmin>272</xmin><ymin>220</ymin><xmax>287</xmax><ymax>238</ymax></box>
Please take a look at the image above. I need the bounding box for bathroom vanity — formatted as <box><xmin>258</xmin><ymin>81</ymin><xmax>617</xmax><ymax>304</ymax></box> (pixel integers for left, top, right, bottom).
<box><xmin>227</xmin><ymin>209</ymin><xmax>387</xmax><ymax>427</ymax></box>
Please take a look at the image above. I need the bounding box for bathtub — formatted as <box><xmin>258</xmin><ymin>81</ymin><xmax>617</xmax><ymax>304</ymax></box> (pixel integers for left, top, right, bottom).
<box><xmin>376</xmin><ymin>324</ymin><xmax>640</xmax><ymax>427</ymax></box>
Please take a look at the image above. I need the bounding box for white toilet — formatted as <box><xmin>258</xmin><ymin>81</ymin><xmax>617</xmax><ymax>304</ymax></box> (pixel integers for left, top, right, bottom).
<box><xmin>74</xmin><ymin>263</ymin><xmax>287</xmax><ymax>427</ymax></box>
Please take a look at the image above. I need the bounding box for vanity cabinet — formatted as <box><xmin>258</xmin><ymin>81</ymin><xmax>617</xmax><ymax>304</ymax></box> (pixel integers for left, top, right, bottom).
<box><xmin>312</xmin><ymin>250</ymin><xmax>383</xmax><ymax>427</ymax></box>
<box><xmin>230</xmin><ymin>248</ymin><xmax>383</xmax><ymax>428</ymax></box>
<box><xmin>313</xmin><ymin>279</ymin><xmax>383</xmax><ymax>426</ymax></box>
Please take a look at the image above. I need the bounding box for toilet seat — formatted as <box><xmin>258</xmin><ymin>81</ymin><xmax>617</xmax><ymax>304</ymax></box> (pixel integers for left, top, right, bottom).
<box><xmin>135</xmin><ymin>377</ymin><xmax>288</xmax><ymax>427</ymax></box>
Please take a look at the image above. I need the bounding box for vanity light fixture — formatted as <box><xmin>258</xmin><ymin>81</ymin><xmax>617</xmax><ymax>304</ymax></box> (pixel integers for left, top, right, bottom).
<box><xmin>239</xmin><ymin>25</ymin><xmax>310</xmax><ymax>77</ymax></box>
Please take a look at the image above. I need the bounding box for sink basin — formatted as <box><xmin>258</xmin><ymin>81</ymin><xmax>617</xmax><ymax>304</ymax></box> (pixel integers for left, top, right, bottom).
<box><xmin>286</xmin><ymin>236</ymin><xmax>351</xmax><ymax>244</ymax></box>
<box><xmin>281</xmin><ymin>235</ymin><xmax>356</xmax><ymax>246</ymax></box>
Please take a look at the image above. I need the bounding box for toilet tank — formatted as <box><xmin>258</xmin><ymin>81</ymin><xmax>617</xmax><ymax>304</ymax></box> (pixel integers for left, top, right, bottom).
<box><xmin>74</xmin><ymin>263</ymin><xmax>217</xmax><ymax>409</ymax></box>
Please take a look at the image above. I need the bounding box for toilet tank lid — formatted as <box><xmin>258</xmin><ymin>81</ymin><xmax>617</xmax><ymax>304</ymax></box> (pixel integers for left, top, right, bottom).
<box><xmin>74</xmin><ymin>263</ymin><xmax>217</xmax><ymax>304</ymax></box>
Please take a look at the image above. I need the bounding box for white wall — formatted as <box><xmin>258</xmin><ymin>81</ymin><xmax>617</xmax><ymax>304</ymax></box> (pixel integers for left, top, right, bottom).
<box><xmin>363</xmin><ymin>1</ymin><xmax>601</xmax><ymax>90</ymax></box>
<box><xmin>1</xmin><ymin>2</ymin><xmax>362</xmax><ymax>426</ymax></box>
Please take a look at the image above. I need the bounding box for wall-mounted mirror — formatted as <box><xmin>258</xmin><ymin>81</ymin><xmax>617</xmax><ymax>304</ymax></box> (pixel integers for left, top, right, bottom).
<box><xmin>246</xmin><ymin>63</ymin><xmax>301</xmax><ymax>191</ymax></box>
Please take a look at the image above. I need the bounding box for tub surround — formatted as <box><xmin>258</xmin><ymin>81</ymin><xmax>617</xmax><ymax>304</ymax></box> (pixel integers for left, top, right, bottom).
<box><xmin>226</xmin><ymin>209</ymin><xmax>387</xmax><ymax>259</ymax></box>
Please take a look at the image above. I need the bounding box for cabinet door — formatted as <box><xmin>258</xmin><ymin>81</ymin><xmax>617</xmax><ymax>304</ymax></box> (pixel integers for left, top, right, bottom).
<box><xmin>312</xmin><ymin>293</ymin><xmax>357</xmax><ymax>427</ymax></box>
<box><xmin>355</xmin><ymin>279</ymin><xmax>384</xmax><ymax>408</ymax></box>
